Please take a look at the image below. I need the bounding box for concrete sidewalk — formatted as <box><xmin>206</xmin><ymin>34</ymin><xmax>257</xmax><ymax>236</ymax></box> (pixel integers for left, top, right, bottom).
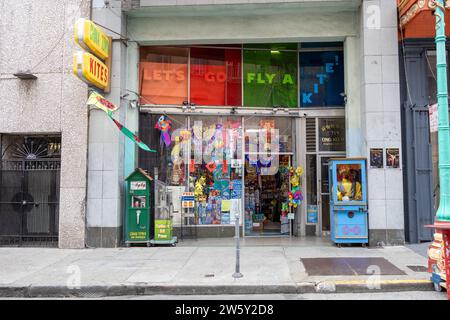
<box><xmin>0</xmin><ymin>238</ymin><xmax>434</xmax><ymax>298</ymax></box>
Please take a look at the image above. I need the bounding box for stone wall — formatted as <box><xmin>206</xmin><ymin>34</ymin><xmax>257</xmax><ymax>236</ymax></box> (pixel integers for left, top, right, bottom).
<box><xmin>0</xmin><ymin>0</ymin><xmax>91</xmax><ymax>248</ymax></box>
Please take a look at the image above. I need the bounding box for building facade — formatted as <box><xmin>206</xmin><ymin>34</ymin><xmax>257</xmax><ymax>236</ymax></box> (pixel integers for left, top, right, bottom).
<box><xmin>0</xmin><ymin>0</ymin><xmax>90</xmax><ymax>248</ymax></box>
<box><xmin>397</xmin><ymin>0</ymin><xmax>448</xmax><ymax>243</ymax></box>
<box><xmin>0</xmin><ymin>0</ymin><xmax>405</xmax><ymax>248</ymax></box>
<box><xmin>86</xmin><ymin>0</ymin><xmax>404</xmax><ymax>247</ymax></box>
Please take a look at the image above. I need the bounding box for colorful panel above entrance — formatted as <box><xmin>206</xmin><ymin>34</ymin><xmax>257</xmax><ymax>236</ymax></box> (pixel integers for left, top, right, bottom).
<box><xmin>139</xmin><ymin>43</ymin><xmax>345</xmax><ymax>108</ymax></box>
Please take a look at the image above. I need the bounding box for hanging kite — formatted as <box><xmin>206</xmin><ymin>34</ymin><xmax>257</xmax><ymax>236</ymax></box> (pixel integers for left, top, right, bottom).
<box><xmin>86</xmin><ymin>91</ymin><xmax>156</xmax><ymax>153</ymax></box>
<box><xmin>154</xmin><ymin>115</ymin><xmax>172</xmax><ymax>147</ymax></box>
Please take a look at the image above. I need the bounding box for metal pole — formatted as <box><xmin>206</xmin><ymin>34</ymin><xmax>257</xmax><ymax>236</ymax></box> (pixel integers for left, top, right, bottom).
<box><xmin>233</xmin><ymin>211</ymin><xmax>243</xmax><ymax>278</ymax></box>
<box><xmin>434</xmin><ymin>0</ymin><xmax>450</xmax><ymax>222</ymax></box>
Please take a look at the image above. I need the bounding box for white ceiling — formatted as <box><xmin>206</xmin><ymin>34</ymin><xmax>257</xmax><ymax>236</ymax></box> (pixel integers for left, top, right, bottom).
<box><xmin>126</xmin><ymin>0</ymin><xmax>362</xmax><ymax>18</ymax></box>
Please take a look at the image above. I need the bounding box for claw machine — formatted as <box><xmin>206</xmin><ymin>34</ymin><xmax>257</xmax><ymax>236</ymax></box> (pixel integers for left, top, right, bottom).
<box><xmin>329</xmin><ymin>158</ymin><xmax>368</xmax><ymax>246</ymax></box>
<box><xmin>125</xmin><ymin>168</ymin><xmax>153</xmax><ymax>247</ymax></box>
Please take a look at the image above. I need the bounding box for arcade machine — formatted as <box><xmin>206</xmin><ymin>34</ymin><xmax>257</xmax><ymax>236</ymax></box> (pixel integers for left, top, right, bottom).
<box><xmin>329</xmin><ymin>158</ymin><xmax>368</xmax><ymax>247</ymax></box>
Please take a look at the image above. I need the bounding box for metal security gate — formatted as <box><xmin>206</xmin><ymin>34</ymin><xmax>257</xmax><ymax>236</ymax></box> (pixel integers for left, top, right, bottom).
<box><xmin>402</xmin><ymin>104</ymin><xmax>434</xmax><ymax>243</ymax></box>
<box><xmin>0</xmin><ymin>152</ymin><xmax>61</xmax><ymax>246</ymax></box>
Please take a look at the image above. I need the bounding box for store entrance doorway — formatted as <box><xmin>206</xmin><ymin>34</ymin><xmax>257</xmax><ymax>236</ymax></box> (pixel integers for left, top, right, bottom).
<box><xmin>244</xmin><ymin>155</ymin><xmax>292</xmax><ymax>237</ymax></box>
<box><xmin>242</xmin><ymin>116</ymin><xmax>294</xmax><ymax>237</ymax></box>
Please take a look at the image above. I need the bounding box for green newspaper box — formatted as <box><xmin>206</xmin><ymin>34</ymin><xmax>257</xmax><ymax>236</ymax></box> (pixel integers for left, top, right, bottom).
<box><xmin>125</xmin><ymin>168</ymin><xmax>153</xmax><ymax>246</ymax></box>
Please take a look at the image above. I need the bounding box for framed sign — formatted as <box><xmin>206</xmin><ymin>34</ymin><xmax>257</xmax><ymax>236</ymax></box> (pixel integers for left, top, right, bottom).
<box><xmin>370</xmin><ymin>148</ymin><xmax>383</xmax><ymax>168</ymax></box>
<box><xmin>318</xmin><ymin>118</ymin><xmax>346</xmax><ymax>152</ymax></box>
<box><xmin>386</xmin><ymin>148</ymin><xmax>400</xmax><ymax>168</ymax></box>
<box><xmin>130</xmin><ymin>181</ymin><xmax>147</xmax><ymax>191</ymax></box>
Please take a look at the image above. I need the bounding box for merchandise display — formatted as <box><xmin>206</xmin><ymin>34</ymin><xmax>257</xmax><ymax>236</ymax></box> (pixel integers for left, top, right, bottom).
<box><xmin>244</xmin><ymin>155</ymin><xmax>293</xmax><ymax>235</ymax></box>
<box><xmin>288</xmin><ymin>166</ymin><xmax>304</xmax><ymax>208</ymax></box>
<box><xmin>152</xmin><ymin>114</ymin><xmax>298</xmax><ymax>233</ymax></box>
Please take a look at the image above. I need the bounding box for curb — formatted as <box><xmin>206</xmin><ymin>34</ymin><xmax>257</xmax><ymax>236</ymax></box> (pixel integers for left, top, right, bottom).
<box><xmin>0</xmin><ymin>280</ymin><xmax>434</xmax><ymax>298</ymax></box>
<box><xmin>322</xmin><ymin>279</ymin><xmax>433</xmax><ymax>293</ymax></box>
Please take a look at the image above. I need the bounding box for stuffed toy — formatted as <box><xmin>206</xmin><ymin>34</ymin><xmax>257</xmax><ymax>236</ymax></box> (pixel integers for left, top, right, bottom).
<box><xmin>194</xmin><ymin>176</ymin><xmax>207</xmax><ymax>202</ymax></box>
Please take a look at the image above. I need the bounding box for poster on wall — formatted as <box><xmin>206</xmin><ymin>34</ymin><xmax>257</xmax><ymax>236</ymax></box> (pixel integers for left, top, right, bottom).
<box><xmin>386</xmin><ymin>148</ymin><xmax>400</xmax><ymax>168</ymax></box>
<box><xmin>429</xmin><ymin>104</ymin><xmax>438</xmax><ymax>133</ymax></box>
<box><xmin>307</xmin><ymin>205</ymin><xmax>318</xmax><ymax>224</ymax></box>
<box><xmin>370</xmin><ymin>148</ymin><xmax>383</xmax><ymax>168</ymax></box>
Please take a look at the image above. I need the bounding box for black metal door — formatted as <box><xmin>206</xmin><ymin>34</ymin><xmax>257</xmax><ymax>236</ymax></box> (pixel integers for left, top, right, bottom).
<box><xmin>0</xmin><ymin>159</ymin><xmax>60</xmax><ymax>246</ymax></box>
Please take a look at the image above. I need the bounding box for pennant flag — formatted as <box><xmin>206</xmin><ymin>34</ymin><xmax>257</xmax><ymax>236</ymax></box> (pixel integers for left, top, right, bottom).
<box><xmin>86</xmin><ymin>91</ymin><xmax>155</xmax><ymax>152</ymax></box>
<box><xmin>107</xmin><ymin>114</ymin><xmax>156</xmax><ymax>153</ymax></box>
<box><xmin>87</xmin><ymin>91</ymin><xmax>118</xmax><ymax>116</ymax></box>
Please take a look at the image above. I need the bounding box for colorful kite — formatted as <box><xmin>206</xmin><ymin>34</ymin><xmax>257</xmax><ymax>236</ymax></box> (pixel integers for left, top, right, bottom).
<box><xmin>87</xmin><ymin>91</ymin><xmax>156</xmax><ymax>153</ymax></box>
<box><xmin>86</xmin><ymin>91</ymin><xmax>118</xmax><ymax>116</ymax></box>
<box><xmin>154</xmin><ymin>115</ymin><xmax>172</xmax><ymax>147</ymax></box>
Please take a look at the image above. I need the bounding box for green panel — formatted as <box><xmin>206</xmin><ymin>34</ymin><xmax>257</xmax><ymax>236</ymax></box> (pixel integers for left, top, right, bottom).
<box><xmin>154</xmin><ymin>220</ymin><xmax>173</xmax><ymax>241</ymax></box>
<box><xmin>243</xmin><ymin>50</ymin><xmax>298</xmax><ymax>107</ymax></box>
<box><xmin>126</xmin><ymin>207</ymin><xmax>150</xmax><ymax>241</ymax></box>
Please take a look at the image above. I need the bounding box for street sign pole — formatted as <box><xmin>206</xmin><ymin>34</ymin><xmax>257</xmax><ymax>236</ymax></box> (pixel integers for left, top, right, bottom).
<box><xmin>232</xmin><ymin>211</ymin><xmax>243</xmax><ymax>278</ymax></box>
<box><xmin>426</xmin><ymin>0</ymin><xmax>450</xmax><ymax>300</ymax></box>
<box><xmin>434</xmin><ymin>0</ymin><xmax>450</xmax><ymax>223</ymax></box>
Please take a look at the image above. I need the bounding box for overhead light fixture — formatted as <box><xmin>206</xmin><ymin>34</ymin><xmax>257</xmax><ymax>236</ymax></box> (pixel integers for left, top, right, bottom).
<box><xmin>13</xmin><ymin>71</ymin><xmax>37</xmax><ymax>80</ymax></box>
<box><xmin>270</xmin><ymin>50</ymin><xmax>280</xmax><ymax>54</ymax></box>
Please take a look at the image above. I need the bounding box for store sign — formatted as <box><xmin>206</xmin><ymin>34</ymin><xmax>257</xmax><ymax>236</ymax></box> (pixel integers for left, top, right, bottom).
<box><xmin>181</xmin><ymin>192</ymin><xmax>195</xmax><ymax>209</ymax></box>
<box><xmin>318</xmin><ymin>118</ymin><xmax>346</xmax><ymax>152</ymax></box>
<box><xmin>73</xmin><ymin>51</ymin><xmax>109</xmax><ymax>90</ymax></box>
<box><xmin>246</xmin><ymin>72</ymin><xmax>295</xmax><ymax>85</ymax></box>
<box><xmin>130</xmin><ymin>181</ymin><xmax>147</xmax><ymax>191</ymax></box>
<box><xmin>74</xmin><ymin>18</ymin><xmax>110</xmax><ymax>60</ymax></box>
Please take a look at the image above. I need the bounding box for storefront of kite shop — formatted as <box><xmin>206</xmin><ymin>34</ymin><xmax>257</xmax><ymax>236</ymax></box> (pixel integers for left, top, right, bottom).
<box><xmin>136</xmin><ymin>44</ymin><xmax>347</xmax><ymax>239</ymax></box>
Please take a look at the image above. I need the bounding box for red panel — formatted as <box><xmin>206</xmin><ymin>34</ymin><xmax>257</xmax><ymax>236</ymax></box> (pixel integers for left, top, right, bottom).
<box><xmin>139</xmin><ymin>47</ymin><xmax>189</xmax><ymax>105</ymax></box>
<box><xmin>190</xmin><ymin>47</ymin><xmax>241</xmax><ymax>106</ymax></box>
<box><xmin>225</xmin><ymin>49</ymin><xmax>242</xmax><ymax>106</ymax></box>
<box><xmin>401</xmin><ymin>12</ymin><xmax>450</xmax><ymax>39</ymax></box>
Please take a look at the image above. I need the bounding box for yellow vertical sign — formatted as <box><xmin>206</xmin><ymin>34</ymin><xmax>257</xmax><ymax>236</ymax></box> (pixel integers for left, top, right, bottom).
<box><xmin>74</xmin><ymin>18</ymin><xmax>110</xmax><ymax>61</ymax></box>
<box><xmin>73</xmin><ymin>18</ymin><xmax>111</xmax><ymax>91</ymax></box>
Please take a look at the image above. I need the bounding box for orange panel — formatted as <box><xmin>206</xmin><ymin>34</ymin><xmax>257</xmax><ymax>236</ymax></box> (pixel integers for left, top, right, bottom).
<box><xmin>402</xmin><ymin>12</ymin><xmax>450</xmax><ymax>39</ymax></box>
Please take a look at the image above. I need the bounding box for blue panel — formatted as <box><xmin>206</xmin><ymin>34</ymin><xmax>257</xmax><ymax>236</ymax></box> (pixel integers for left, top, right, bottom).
<box><xmin>329</xmin><ymin>159</ymin><xmax>369</xmax><ymax>244</ymax></box>
<box><xmin>300</xmin><ymin>51</ymin><xmax>345</xmax><ymax>107</ymax></box>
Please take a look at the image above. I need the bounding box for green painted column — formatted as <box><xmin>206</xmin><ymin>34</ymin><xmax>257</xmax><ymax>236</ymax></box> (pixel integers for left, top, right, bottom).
<box><xmin>435</xmin><ymin>0</ymin><xmax>450</xmax><ymax>222</ymax></box>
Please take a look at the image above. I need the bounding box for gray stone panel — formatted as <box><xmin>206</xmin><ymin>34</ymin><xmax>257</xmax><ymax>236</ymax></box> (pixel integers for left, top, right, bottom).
<box><xmin>0</xmin><ymin>0</ymin><xmax>90</xmax><ymax>248</ymax></box>
<box><xmin>369</xmin><ymin>229</ymin><xmax>405</xmax><ymax>247</ymax></box>
<box><xmin>86</xmin><ymin>227</ymin><xmax>123</xmax><ymax>248</ymax></box>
